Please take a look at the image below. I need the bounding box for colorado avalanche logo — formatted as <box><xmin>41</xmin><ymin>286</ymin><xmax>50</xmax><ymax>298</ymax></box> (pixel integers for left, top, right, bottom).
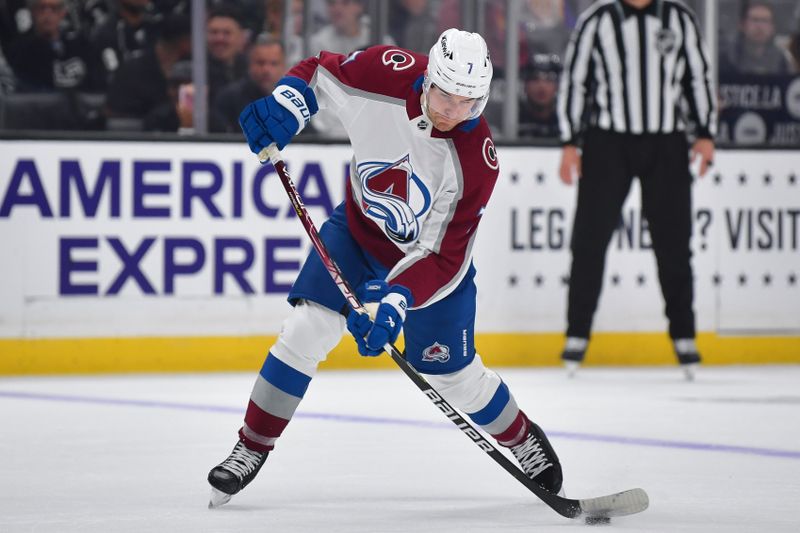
<box><xmin>382</xmin><ymin>49</ymin><xmax>416</xmax><ymax>71</ymax></box>
<box><xmin>357</xmin><ymin>155</ymin><xmax>432</xmax><ymax>244</ymax></box>
<box><xmin>422</xmin><ymin>342</ymin><xmax>451</xmax><ymax>363</ymax></box>
<box><xmin>482</xmin><ymin>138</ymin><xmax>499</xmax><ymax>170</ymax></box>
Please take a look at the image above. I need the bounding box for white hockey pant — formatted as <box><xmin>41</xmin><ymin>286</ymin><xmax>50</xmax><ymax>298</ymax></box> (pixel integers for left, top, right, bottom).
<box><xmin>422</xmin><ymin>354</ymin><xmax>503</xmax><ymax>415</ymax></box>
<box><xmin>270</xmin><ymin>300</ymin><xmax>346</xmax><ymax>376</ymax></box>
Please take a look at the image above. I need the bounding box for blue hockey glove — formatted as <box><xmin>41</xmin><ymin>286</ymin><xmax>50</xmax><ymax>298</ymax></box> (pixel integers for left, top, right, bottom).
<box><xmin>239</xmin><ymin>76</ymin><xmax>319</xmax><ymax>153</ymax></box>
<box><xmin>347</xmin><ymin>312</ymin><xmax>381</xmax><ymax>357</ymax></box>
<box><xmin>346</xmin><ymin>280</ymin><xmax>389</xmax><ymax>357</ymax></box>
<box><xmin>346</xmin><ymin>280</ymin><xmax>413</xmax><ymax>357</ymax></box>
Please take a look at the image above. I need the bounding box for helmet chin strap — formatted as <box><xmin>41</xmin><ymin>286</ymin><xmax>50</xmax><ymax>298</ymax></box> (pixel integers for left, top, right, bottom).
<box><xmin>420</xmin><ymin>91</ymin><xmax>433</xmax><ymax>122</ymax></box>
<box><xmin>421</xmin><ymin>77</ymin><xmax>480</xmax><ymax>128</ymax></box>
<box><xmin>420</xmin><ymin>74</ymin><xmax>432</xmax><ymax>118</ymax></box>
<box><xmin>421</xmin><ymin>79</ymin><xmax>460</xmax><ymax>126</ymax></box>
<box><xmin>420</xmin><ymin>90</ymin><xmax>455</xmax><ymax>129</ymax></box>
<box><xmin>420</xmin><ymin>78</ymin><xmax>444</xmax><ymax>125</ymax></box>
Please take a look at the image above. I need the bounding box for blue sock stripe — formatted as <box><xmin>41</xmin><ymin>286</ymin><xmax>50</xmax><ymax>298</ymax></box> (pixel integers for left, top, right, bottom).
<box><xmin>259</xmin><ymin>353</ymin><xmax>312</xmax><ymax>399</ymax></box>
<box><xmin>467</xmin><ymin>382</ymin><xmax>510</xmax><ymax>426</ymax></box>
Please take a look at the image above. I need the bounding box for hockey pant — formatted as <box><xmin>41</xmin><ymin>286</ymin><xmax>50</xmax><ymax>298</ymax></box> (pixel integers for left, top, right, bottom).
<box><xmin>239</xmin><ymin>300</ymin><xmax>531</xmax><ymax>452</ymax></box>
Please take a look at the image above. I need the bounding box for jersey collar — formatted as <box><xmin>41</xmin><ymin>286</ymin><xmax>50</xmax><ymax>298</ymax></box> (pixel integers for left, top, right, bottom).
<box><xmin>617</xmin><ymin>0</ymin><xmax>659</xmax><ymax>18</ymax></box>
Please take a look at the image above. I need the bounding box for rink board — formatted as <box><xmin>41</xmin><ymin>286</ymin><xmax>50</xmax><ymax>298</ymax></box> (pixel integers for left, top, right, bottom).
<box><xmin>0</xmin><ymin>140</ymin><xmax>798</xmax><ymax>374</ymax></box>
<box><xmin>0</xmin><ymin>332</ymin><xmax>799</xmax><ymax>375</ymax></box>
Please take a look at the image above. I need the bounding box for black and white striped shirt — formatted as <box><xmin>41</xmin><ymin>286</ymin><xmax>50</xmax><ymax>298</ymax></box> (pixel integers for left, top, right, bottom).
<box><xmin>557</xmin><ymin>0</ymin><xmax>717</xmax><ymax>144</ymax></box>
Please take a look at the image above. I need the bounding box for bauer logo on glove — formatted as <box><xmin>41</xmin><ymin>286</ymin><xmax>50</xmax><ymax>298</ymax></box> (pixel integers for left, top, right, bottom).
<box><xmin>274</xmin><ymin>86</ymin><xmax>312</xmax><ymax>128</ymax></box>
<box><xmin>238</xmin><ymin>75</ymin><xmax>319</xmax><ymax>153</ymax></box>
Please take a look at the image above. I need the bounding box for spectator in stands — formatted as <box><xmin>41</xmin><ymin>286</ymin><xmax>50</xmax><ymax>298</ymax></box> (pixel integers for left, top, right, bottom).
<box><xmin>140</xmin><ymin>51</ymin><xmax>212</xmax><ymax>134</ymax></box>
<box><xmin>309</xmin><ymin>0</ymin><xmax>393</xmax><ymax>56</ymax></box>
<box><xmin>388</xmin><ymin>0</ymin><xmax>438</xmax><ymax>54</ymax></box>
<box><xmin>436</xmin><ymin>0</ymin><xmax>526</xmax><ymax>78</ymax></box>
<box><xmin>1</xmin><ymin>0</ymin><xmax>110</xmax><ymax>51</ymax></box>
<box><xmin>788</xmin><ymin>22</ymin><xmax>800</xmax><ymax>73</ymax></box>
<box><xmin>520</xmin><ymin>0</ymin><xmax>570</xmax><ymax>57</ymax></box>
<box><xmin>261</xmin><ymin>0</ymin><xmax>280</xmax><ymax>35</ymax></box>
<box><xmin>0</xmin><ymin>0</ymin><xmax>33</xmax><ymax>52</ymax></box>
<box><xmin>212</xmin><ymin>34</ymin><xmax>287</xmax><ymax>133</ymax></box>
<box><xmin>208</xmin><ymin>0</ymin><xmax>263</xmax><ymax>34</ymax></box>
<box><xmin>719</xmin><ymin>0</ymin><xmax>792</xmax><ymax>76</ymax></box>
<box><xmin>152</xmin><ymin>0</ymin><xmax>189</xmax><ymax>15</ymax></box>
<box><xmin>142</xmin><ymin>59</ymin><xmax>194</xmax><ymax>131</ymax></box>
<box><xmin>518</xmin><ymin>53</ymin><xmax>561</xmax><ymax>139</ymax></box>
<box><xmin>6</xmin><ymin>0</ymin><xmax>101</xmax><ymax>92</ymax></box>
<box><xmin>80</xmin><ymin>0</ymin><xmax>112</xmax><ymax>34</ymax></box>
<box><xmin>305</xmin><ymin>0</ymin><xmax>386</xmax><ymax>139</ymax></box>
<box><xmin>0</xmin><ymin>46</ymin><xmax>16</xmax><ymax>94</ymax></box>
<box><xmin>206</xmin><ymin>5</ymin><xmax>248</xmax><ymax>105</ymax></box>
<box><xmin>262</xmin><ymin>0</ymin><xmax>304</xmax><ymax>66</ymax></box>
<box><xmin>308</xmin><ymin>0</ymin><xmax>394</xmax><ymax>139</ymax></box>
<box><xmin>91</xmin><ymin>0</ymin><xmax>159</xmax><ymax>88</ymax></box>
<box><xmin>105</xmin><ymin>13</ymin><xmax>191</xmax><ymax>130</ymax></box>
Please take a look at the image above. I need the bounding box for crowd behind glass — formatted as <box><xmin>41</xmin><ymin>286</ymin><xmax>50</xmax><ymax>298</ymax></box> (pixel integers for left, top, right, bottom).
<box><xmin>1</xmin><ymin>0</ymin><xmax>799</xmax><ymax>145</ymax></box>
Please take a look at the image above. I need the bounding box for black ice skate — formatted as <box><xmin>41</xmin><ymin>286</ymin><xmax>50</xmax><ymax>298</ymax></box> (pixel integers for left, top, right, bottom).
<box><xmin>673</xmin><ymin>338</ymin><xmax>701</xmax><ymax>381</ymax></box>
<box><xmin>208</xmin><ymin>440</ymin><xmax>268</xmax><ymax>508</ymax></box>
<box><xmin>560</xmin><ymin>337</ymin><xmax>587</xmax><ymax>377</ymax></box>
<box><xmin>510</xmin><ymin>422</ymin><xmax>563</xmax><ymax>495</ymax></box>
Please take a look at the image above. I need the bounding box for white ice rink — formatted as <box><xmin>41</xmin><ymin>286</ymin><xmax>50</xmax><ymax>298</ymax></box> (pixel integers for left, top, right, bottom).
<box><xmin>1</xmin><ymin>365</ymin><xmax>799</xmax><ymax>533</ymax></box>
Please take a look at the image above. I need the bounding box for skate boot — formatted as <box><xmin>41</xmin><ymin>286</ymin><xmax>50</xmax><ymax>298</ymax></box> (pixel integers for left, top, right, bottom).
<box><xmin>208</xmin><ymin>440</ymin><xmax>268</xmax><ymax>508</ymax></box>
<box><xmin>560</xmin><ymin>337</ymin><xmax>587</xmax><ymax>377</ymax></box>
<box><xmin>673</xmin><ymin>338</ymin><xmax>701</xmax><ymax>381</ymax></box>
<box><xmin>510</xmin><ymin>422</ymin><xmax>563</xmax><ymax>495</ymax></box>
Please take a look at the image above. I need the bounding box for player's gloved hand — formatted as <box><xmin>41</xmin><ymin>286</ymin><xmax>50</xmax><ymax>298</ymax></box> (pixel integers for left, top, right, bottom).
<box><xmin>239</xmin><ymin>76</ymin><xmax>318</xmax><ymax>153</ymax></box>
<box><xmin>347</xmin><ymin>280</ymin><xmax>390</xmax><ymax>356</ymax></box>
<box><xmin>346</xmin><ymin>280</ymin><xmax>413</xmax><ymax>357</ymax></box>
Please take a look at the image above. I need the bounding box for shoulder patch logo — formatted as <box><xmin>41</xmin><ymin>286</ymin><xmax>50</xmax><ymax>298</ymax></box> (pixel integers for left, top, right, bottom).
<box><xmin>382</xmin><ymin>49</ymin><xmax>416</xmax><ymax>71</ymax></box>
<box><xmin>422</xmin><ymin>342</ymin><xmax>451</xmax><ymax>363</ymax></box>
<box><xmin>482</xmin><ymin>138</ymin><xmax>499</xmax><ymax>170</ymax></box>
<box><xmin>655</xmin><ymin>28</ymin><xmax>676</xmax><ymax>55</ymax></box>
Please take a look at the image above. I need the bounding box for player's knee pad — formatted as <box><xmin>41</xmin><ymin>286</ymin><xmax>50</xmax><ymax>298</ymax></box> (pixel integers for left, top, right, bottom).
<box><xmin>270</xmin><ymin>300</ymin><xmax>345</xmax><ymax>376</ymax></box>
<box><xmin>422</xmin><ymin>354</ymin><xmax>502</xmax><ymax>413</ymax></box>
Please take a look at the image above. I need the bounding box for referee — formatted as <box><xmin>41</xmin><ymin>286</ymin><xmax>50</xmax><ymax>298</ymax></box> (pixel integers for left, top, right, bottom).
<box><xmin>556</xmin><ymin>0</ymin><xmax>716</xmax><ymax>380</ymax></box>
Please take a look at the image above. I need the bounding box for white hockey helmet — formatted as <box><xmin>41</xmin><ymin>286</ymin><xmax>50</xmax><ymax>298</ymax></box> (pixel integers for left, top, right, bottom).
<box><xmin>424</xmin><ymin>28</ymin><xmax>493</xmax><ymax>120</ymax></box>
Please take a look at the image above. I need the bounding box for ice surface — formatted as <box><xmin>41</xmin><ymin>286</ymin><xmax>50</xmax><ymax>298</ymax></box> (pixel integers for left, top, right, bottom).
<box><xmin>1</xmin><ymin>366</ymin><xmax>799</xmax><ymax>532</ymax></box>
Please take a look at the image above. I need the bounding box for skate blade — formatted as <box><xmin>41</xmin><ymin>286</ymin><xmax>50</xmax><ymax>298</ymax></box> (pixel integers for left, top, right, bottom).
<box><xmin>564</xmin><ymin>361</ymin><xmax>580</xmax><ymax>378</ymax></box>
<box><xmin>208</xmin><ymin>487</ymin><xmax>232</xmax><ymax>509</ymax></box>
<box><xmin>682</xmin><ymin>363</ymin><xmax>697</xmax><ymax>382</ymax></box>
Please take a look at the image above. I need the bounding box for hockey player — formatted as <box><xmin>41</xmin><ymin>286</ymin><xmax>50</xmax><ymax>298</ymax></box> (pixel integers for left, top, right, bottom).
<box><xmin>207</xmin><ymin>29</ymin><xmax>564</xmax><ymax>508</ymax></box>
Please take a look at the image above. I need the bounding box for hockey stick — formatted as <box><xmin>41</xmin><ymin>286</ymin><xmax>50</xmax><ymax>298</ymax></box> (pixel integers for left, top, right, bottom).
<box><xmin>258</xmin><ymin>144</ymin><xmax>648</xmax><ymax>520</ymax></box>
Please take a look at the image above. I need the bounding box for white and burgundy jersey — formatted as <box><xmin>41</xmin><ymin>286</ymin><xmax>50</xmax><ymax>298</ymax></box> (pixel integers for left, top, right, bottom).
<box><xmin>289</xmin><ymin>46</ymin><xmax>500</xmax><ymax>309</ymax></box>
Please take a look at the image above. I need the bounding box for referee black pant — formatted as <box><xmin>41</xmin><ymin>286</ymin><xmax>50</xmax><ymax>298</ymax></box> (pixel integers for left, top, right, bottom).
<box><xmin>566</xmin><ymin>128</ymin><xmax>696</xmax><ymax>341</ymax></box>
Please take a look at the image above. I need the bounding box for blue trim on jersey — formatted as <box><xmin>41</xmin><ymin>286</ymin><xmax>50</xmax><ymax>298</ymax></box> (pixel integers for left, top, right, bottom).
<box><xmin>288</xmin><ymin>203</ymin><xmax>388</xmax><ymax>313</ymax></box>
<box><xmin>459</xmin><ymin>117</ymin><xmax>480</xmax><ymax>132</ymax></box>
<box><xmin>467</xmin><ymin>382</ymin><xmax>510</xmax><ymax>425</ymax></box>
<box><xmin>289</xmin><ymin>202</ymin><xmax>478</xmax><ymax>376</ymax></box>
<box><xmin>413</xmin><ymin>75</ymin><xmax>424</xmax><ymax>92</ymax></box>
<box><xmin>260</xmin><ymin>353</ymin><xmax>312</xmax><ymax>399</ymax></box>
